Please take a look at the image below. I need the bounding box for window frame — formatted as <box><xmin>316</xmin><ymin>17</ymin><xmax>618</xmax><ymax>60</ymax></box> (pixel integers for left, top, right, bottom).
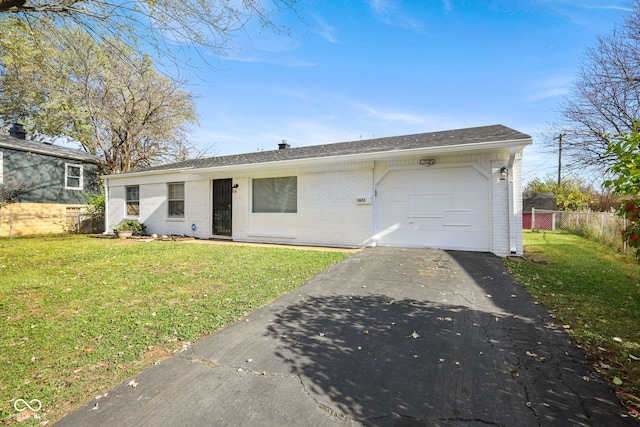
<box><xmin>167</xmin><ymin>182</ymin><xmax>185</xmax><ymax>218</ymax></box>
<box><xmin>252</xmin><ymin>176</ymin><xmax>298</xmax><ymax>214</ymax></box>
<box><xmin>125</xmin><ymin>185</ymin><xmax>140</xmax><ymax>217</ymax></box>
<box><xmin>64</xmin><ymin>163</ymin><xmax>83</xmax><ymax>190</ymax></box>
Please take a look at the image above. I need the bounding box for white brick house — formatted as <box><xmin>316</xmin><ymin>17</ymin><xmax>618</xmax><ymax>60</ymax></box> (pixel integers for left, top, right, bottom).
<box><xmin>103</xmin><ymin>125</ymin><xmax>532</xmax><ymax>256</ymax></box>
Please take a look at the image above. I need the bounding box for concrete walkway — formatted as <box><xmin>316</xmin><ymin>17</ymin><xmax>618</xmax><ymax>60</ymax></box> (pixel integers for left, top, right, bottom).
<box><xmin>56</xmin><ymin>247</ymin><xmax>637</xmax><ymax>426</ymax></box>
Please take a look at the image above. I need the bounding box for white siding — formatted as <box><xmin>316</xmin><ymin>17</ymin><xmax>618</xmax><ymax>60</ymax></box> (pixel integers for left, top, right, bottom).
<box><xmin>233</xmin><ymin>167</ymin><xmax>374</xmax><ymax>247</ymax></box>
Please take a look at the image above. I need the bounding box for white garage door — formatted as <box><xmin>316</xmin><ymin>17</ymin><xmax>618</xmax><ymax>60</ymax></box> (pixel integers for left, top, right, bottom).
<box><xmin>375</xmin><ymin>166</ymin><xmax>490</xmax><ymax>251</ymax></box>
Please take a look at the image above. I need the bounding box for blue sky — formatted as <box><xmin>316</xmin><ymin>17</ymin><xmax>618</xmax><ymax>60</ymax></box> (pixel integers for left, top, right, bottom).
<box><xmin>184</xmin><ymin>0</ymin><xmax>630</xmax><ymax>185</ymax></box>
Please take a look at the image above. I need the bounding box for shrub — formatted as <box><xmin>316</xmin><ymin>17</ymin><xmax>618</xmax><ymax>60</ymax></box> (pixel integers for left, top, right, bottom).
<box><xmin>114</xmin><ymin>220</ymin><xmax>146</xmax><ymax>235</ymax></box>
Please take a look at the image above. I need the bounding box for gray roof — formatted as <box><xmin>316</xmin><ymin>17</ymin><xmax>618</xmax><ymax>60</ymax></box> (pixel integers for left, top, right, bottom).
<box><xmin>130</xmin><ymin>124</ymin><xmax>531</xmax><ymax>174</ymax></box>
<box><xmin>0</xmin><ymin>135</ymin><xmax>99</xmax><ymax>163</ymax></box>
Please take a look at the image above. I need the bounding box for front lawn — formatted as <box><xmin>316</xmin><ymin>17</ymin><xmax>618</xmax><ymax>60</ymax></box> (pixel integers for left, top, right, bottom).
<box><xmin>0</xmin><ymin>236</ymin><xmax>350</xmax><ymax>425</ymax></box>
<box><xmin>505</xmin><ymin>231</ymin><xmax>640</xmax><ymax>416</ymax></box>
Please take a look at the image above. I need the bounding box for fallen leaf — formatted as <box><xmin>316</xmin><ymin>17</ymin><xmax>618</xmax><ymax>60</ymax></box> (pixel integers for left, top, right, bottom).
<box><xmin>410</xmin><ymin>331</ymin><xmax>419</xmax><ymax>339</ymax></box>
<box><xmin>613</xmin><ymin>337</ymin><xmax>623</xmax><ymax>343</ymax></box>
<box><xmin>16</xmin><ymin>410</ymin><xmax>34</xmax><ymax>422</ymax></box>
<box><xmin>562</xmin><ymin>324</ymin><xmax>571</xmax><ymax>329</ymax></box>
<box><xmin>629</xmin><ymin>354</ymin><xmax>639</xmax><ymax>361</ymax></box>
<box><xmin>613</xmin><ymin>377</ymin><xmax>623</xmax><ymax>385</ymax></box>
<box><xmin>128</xmin><ymin>380</ymin><xmax>138</xmax><ymax>388</ymax></box>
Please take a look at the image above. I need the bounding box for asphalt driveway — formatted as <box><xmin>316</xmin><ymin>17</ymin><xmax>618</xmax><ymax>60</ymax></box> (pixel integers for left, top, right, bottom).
<box><xmin>56</xmin><ymin>247</ymin><xmax>636</xmax><ymax>426</ymax></box>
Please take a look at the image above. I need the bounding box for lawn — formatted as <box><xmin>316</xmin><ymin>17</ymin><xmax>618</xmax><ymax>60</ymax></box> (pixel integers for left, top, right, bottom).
<box><xmin>505</xmin><ymin>230</ymin><xmax>640</xmax><ymax>416</ymax></box>
<box><xmin>0</xmin><ymin>235</ymin><xmax>350</xmax><ymax>425</ymax></box>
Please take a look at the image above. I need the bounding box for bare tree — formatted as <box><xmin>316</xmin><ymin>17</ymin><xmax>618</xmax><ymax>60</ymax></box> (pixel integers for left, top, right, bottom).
<box><xmin>555</xmin><ymin>0</ymin><xmax>640</xmax><ymax>173</ymax></box>
<box><xmin>0</xmin><ymin>0</ymin><xmax>296</xmax><ymax>68</ymax></box>
<box><xmin>0</xmin><ymin>177</ymin><xmax>30</xmax><ymax>210</ymax></box>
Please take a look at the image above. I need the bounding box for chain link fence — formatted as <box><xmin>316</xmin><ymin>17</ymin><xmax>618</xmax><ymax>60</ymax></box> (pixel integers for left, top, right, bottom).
<box><xmin>528</xmin><ymin>208</ymin><xmax>629</xmax><ymax>253</ymax></box>
<box><xmin>0</xmin><ymin>212</ymin><xmax>104</xmax><ymax>239</ymax></box>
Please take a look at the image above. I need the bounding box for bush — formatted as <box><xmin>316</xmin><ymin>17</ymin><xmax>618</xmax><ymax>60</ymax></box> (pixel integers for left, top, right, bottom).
<box><xmin>85</xmin><ymin>192</ymin><xmax>105</xmax><ymax>233</ymax></box>
<box><xmin>114</xmin><ymin>220</ymin><xmax>146</xmax><ymax>235</ymax></box>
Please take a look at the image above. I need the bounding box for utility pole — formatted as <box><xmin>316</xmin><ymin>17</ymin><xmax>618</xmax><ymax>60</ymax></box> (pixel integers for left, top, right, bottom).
<box><xmin>554</xmin><ymin>133</ymin><xmax>565</xmax><ymax>185</ymax></box>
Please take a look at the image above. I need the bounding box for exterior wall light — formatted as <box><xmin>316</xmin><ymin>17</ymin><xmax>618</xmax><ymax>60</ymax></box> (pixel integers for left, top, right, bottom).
<box><xmin>499</xmin><ymin>167</ymin><xmax>509</xmax><ymax>181</ymax></box>
<box><xmin>232</xmin><ymin>183</ymin><xmax>239</xmax><ymax>193</ymax></box>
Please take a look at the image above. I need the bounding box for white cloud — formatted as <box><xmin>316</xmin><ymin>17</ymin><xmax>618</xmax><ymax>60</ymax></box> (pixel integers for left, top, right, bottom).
<box><xmin>527</xmin><ymin>73</ymin><xmax>575</xmax><ymax>101</ymax></box>
<box><xmin>310</xmin><ymin>14</ymin><xmax>339</xmax><ymax>44</ymax></box>
<box><xmin>365</xmin><ymin>0</ymin><xmax>396</xmax><ymax>16</ymax></box>
<box><xmin>539</xmin><ymin>0</ymin><xmax>630</xmax><ymax>12</ymax></box>
<box><xmin>363</xmin><ymin>0</ymin><xmax>424</xmax><ymax>32</ymax></box>
<box><xmin>353</xmin><ymin>103</ymin><xmax>428</xmax><ymax>124</ymax></box>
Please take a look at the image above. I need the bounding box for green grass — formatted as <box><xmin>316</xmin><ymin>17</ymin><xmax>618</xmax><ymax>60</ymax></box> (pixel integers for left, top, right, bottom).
<box><xmin>0</xmin><ymin>235</ymin><xmax>350</xmax><ymax>425</ymax></box>
<box><xmin>505</xmin><ymin>230</ymin><xmax>640</xmax><ymax>414</ymax></box>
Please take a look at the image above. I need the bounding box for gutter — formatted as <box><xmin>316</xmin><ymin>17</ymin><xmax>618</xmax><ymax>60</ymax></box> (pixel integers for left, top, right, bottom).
<box><xmin>102</xmin><ymin>176</ymin><xmax>111</xmax><ymax>235</ymax></box>
<box><xmin>507</xmin><ymin>146</ymin><xmax>517</xmax><ymax>254</ymax></box>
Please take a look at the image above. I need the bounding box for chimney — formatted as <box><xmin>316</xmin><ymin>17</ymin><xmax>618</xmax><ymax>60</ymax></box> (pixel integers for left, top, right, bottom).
<box><xmin>9</xmin><ymin>123</ymin><xmax>26</xmax><ymax>139</ymax></box>
<box><xmin>278</xmin><ymin>140</ymin><xmax>290</xmax><ymax>150</ymax></box>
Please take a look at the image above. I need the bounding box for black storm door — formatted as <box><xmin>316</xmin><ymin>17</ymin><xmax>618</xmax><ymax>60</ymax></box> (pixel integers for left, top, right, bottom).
<box><xmin>212</xmin><ymin>179</ymin><xmax>232</xmax><ymax>236</ymax></box>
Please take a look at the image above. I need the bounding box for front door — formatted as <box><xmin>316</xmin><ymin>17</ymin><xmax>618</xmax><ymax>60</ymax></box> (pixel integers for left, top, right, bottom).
<box><xmin>212</xmin><ymin>179</ymin><xmax>232</xmax><ymax>236</ymax></box>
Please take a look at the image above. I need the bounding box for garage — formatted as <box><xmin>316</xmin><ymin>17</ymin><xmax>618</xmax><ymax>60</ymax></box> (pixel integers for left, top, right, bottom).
<box><xmin>374</xmin><ymin>165</ymin><xmax>490</xmax><ymax>251</ymax></box>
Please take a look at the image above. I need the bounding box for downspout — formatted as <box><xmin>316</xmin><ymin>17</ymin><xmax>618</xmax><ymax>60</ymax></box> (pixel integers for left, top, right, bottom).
<box><xmin>507</xmin><ymin>147</ymin><xmax>517</xmax><ymax>254</ymax></box>
<box><xmin>102</xmin><ymin>177</ymin><xmax>110</xmax><ymax>235</ymax></box>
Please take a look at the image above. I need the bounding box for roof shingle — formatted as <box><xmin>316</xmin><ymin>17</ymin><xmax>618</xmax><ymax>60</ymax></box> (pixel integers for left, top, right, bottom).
<box><xmin>0</xmin><ymin>135</ymin><xmax>99</xmax><ymax>163</ymax></box>
<box><xmin>128</xmin><ymin>124</ymin><xmax>532</xmax><ymax>174</ymax></box>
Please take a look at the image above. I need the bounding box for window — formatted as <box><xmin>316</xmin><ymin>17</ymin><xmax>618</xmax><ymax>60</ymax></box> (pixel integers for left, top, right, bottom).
<box><xmin>252</xmin><ymin>176</ymin><xmax>297</xmax><ymax>213</ymax></box>
<box><xmin>167</xmin><ymin>182</ymin><xmax>185</xmax><ymax>218</ymax></box>
<box><xmin>126</xmin><ymin>186</ymin><xmax>140</xmax><ymax>216</ymax></box>
<box><xmin>65</xmin><ymin>163</ymin><xmax>83</xmax><ymax>190</ymax></box>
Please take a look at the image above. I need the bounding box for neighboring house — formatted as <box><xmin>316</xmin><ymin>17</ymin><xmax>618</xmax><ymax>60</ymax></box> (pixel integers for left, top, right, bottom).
<box><xmin>522</xmin><ymin>192</ymin><xmax>557</xmax><ymax>230</ymax></box>
<box><xmin>103</xmin><ymin>124</ymin><xmax>532</xmax><ymax>256</ymax></box>
<box><xmin>0</xmin><ymin>124</ymin><xmax>102</xmax><ymax>237</ymax></box>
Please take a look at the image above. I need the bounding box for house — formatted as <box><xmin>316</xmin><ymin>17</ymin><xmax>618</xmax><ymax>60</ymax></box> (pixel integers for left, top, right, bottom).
<box><xmin>0</xmin><ymin>124</ymin><xmax>102</xmax><ymax>237</ymax></box>
<box><xmin>522</xmin><ymin>192</ymin><xmax>557</xmax><ymax>230</ymax></box>
<box><xmin>103</xmin><ymin>124</ymin><xmax>532</xmax><ymax>256</ymax></box>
